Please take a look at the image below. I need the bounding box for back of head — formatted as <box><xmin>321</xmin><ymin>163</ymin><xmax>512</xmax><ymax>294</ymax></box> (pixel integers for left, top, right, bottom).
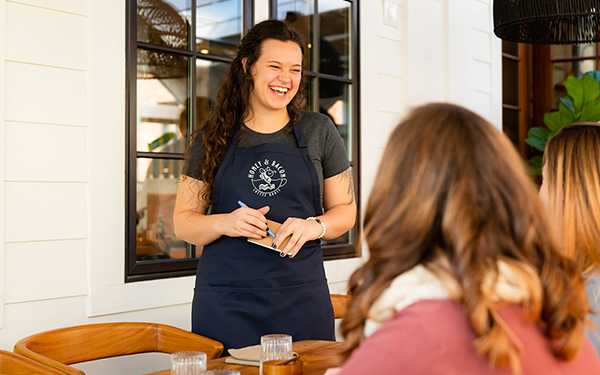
<box><xmin>341</xmin><ymin>103</ymin><xmax>589</xmax><ymax>372</ymax></box>
<box><xmin>544</xmin><ymin>123</ymin><xmax>600</xmax><ymax>274</ymax></box>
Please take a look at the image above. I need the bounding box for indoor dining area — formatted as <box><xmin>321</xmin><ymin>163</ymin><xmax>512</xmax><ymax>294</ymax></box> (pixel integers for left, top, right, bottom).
<box><xmin>3</xmin><ymin>0</ymin><xmax>600</xmax><ymax>374</ymax></box>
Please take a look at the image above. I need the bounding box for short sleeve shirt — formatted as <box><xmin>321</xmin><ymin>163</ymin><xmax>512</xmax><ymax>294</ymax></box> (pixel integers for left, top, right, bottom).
<box><xmin>185</xmin><ymin>111</ymin><xmax>350</xmax><ymax>204</ymax></box>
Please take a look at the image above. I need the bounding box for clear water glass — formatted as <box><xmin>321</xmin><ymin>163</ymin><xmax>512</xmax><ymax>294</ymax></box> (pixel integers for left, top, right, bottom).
<box><xmin>171</xmin><ymin>351</ymin><xmax>207</xmax><ymax>375</ymax></box>
<box><xmin>259</xmin><ymin>334</ymin><xmax>293</xmax><ymax>375</ymax></box>
<box><xmin>204</xmin><ymin>370</ymin><xmax>241</xmax><ymax>375</ymax></box>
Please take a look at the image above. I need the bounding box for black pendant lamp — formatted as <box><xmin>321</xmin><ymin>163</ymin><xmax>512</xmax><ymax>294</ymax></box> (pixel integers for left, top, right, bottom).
<box><xmin>494</xmin><ymin>0</ymin><xmax>600</xmax><ymax>44</ymax></box>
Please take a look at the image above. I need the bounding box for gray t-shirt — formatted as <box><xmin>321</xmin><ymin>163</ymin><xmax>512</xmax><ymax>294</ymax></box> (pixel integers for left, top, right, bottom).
<box><xmin>185</xmin><ymin>111</ymin><xmax>350</xmax><ymax>204</ymax></box>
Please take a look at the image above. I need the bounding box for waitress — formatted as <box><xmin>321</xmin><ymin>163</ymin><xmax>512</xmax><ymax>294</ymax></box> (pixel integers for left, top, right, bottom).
<box><xmin>174</xmin><ymin>20</ymin><xmax>356</xmax><ymax>351</ymax></box>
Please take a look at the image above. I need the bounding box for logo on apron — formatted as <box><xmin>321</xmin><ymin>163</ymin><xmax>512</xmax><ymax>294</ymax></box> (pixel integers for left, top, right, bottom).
<box><xmin>248</xmin><ymin>158</ymin><xmax>288</xmax><ymax>197</ymax></box>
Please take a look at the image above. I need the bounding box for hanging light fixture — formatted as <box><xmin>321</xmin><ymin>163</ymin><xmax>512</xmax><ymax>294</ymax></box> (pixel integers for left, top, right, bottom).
<box><xmin>493</xmin><ymin>0</ymin><xmax>600</xmax><ymax>44</ymax></box>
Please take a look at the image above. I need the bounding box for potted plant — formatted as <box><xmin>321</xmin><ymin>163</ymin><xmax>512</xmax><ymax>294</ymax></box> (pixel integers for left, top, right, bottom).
<box><xmin>525</xmin><ymin>71</ymin><xmax>600</xmax><ymax>177</ymax></box>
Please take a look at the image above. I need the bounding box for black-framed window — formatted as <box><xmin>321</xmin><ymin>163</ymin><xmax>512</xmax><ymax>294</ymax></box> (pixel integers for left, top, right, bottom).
<box><xmin>271</xmin><ymin>0</ymin><xmax>360</xmax><ymax>259</ymax></box>
<box><xmin>127</xmin><ymin>0</ymin><xmax>358</xmax><ymax>282</ymax></box>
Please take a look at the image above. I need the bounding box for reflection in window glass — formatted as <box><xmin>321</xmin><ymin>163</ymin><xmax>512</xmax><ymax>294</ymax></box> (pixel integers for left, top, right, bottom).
<box><xmin>195</xmin><ymin>59</ymin><xmax>230</xmax><ymax>122</ymax></box>
<box><xmin>137</xmin><ymin>49</ymin><xmax>189</xmax><ymax>154</ymax></box>
<box><xmin>196</xmin><ymin>0</ymin><xmax>243</xmax><ymax>58</ymax></box>
<box><xmin>277</xmin><ymin>0</ymin><xmax>315</xmax><ymax>72</ymax></box>
<box><xmin>136</xmin><ymin>159</ymin><xmax>189</xmax><ymax>261</ymax></box>
<box><xmin>137</xmin><ymin>0</ymin><xmax>191</xmax><ymax>49</ymax></box>
<box><xmin>552</xmin><ymin>44</ymin><xmax>597</xmax><ymax>60</ymax></box>
<box><xmin>553</xmin><ymin>60</ymin><xmax>596</xmax><ymax>107</ymax></box>
<box><xmin>320</xmin><ymin>80</ymin><xmax>351</xmax><ymax>160</ymax></box>
<box><xmin>319</xmin><ymin>0</ymin><xmax>351</xmax><ymax>78</ymax></box>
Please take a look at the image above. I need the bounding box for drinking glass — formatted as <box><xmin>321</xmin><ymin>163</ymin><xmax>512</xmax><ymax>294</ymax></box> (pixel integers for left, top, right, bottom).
<box><xmin>259</xmin><ymin>334</ymin><xmax>293</xmax><ymax>375</ymax></box>
<box><xmin>204</xmin><ymin>370</ymin><xmax>241</xmax><ymax>375</ymax></box>
<box><xmin>171</xmin><ymin>351</ymin><xmax>207</xmax><ymax>375</ymax></box>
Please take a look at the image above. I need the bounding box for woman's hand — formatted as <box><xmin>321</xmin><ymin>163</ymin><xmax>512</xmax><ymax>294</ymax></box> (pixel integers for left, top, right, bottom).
<box><xmin>217</xmin><ymin>205</ymin><xmax>270</xmax><ymax>239</ymax></box>
<box><xmin>272</xmin><ymin>217</ymin><xmax>323</xmax><ymax>258</ymax></box>
<box><xmin>324</xmin><ymin>367</ymin><xmax>342</xmax><ymax>375</ymax></box>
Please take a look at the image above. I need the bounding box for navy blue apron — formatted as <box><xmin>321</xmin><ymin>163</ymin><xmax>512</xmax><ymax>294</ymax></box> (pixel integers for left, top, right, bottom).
<box><xmin>191</xmin><ymin>119</ymin><xmax>335</xmax><ymax>352</ymax></box>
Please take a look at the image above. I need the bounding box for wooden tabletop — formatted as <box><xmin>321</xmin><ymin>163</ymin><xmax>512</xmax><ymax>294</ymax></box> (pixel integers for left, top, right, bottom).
<box><xmin>147</xmin><ymin>340</ymin><xmax>343</xmax><ymax>375</ymax></box>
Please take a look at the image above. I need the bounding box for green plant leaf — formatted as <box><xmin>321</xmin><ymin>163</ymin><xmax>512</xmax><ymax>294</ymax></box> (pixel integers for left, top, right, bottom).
<box><xmin>543</xmin><ymin>111</ymin><xmax>566</xmax><ymax>133</ymax></box>
<box><xmin>585</xmin><ymin>70</ymin><xmax>600</xmax><ymax>84</ymax></box>
<box><xmin>580</xmin><ymin>99</ymin><xmax>600</xmax><ymax>122</ymax></box>
<box><xmin>525</xmin><ymin>127</ymin><xmax>550</xmax><ymax>151</ymax></box>
<box><xmin>148</xmin><ymin>132</ymin><xmax>176</xmax><ymax>151</ymax></box>
<box><xmin>560</xmin><ymin>97</ymin><xmax>576</xmax><ymax>114</ymax></box>
<box><xmin>566</xmin><ymin>76</ymin><xmax>584</xmax><ymax>112</ymax></box>
<box><xmin>581</xmin><ymin>73</ymin><xmax>600</xmax><ymax>104</ymax></box>
<box><xmin>525</xmin><ymin>156</ymin><xmax>543</xmax><ymax>177</ymax></box>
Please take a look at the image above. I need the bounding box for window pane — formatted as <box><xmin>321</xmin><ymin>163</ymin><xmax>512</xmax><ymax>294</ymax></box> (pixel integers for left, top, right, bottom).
<box><xmin>502</xmin><ymin>57</ymin><xmax>519</xmax><ymax>107</ymax></box>
<box><xmin>301</xmin><ymin>77</ymin><xmax>314</xmax><ymax>111</ymax></box>
<box><xmin>319</xmin><ymin>79</ymin><xmax>352</xmax><ymax>159</ymax></box>
<box><xmin>552</xmin><ymin>44</ymin><xmax>597</xmax><ymax>60</ymax></box>
<box><xmin>502</xmin><ymin>108</ymin><xmax>520</xmax><ymax>149</ymax></box>
<box><xmin>196</xmin><ymin>0</ymin><xmax>243</xmax><ymax>58</ymax></box>
<box><xmin>136</xmin><ymin>158</ymin><xmax>189</xmax><ymax>261</ymax></box>
<box><xmin>553</xmin><ymin>60</ymin><xmax>596</xmax><ymax>107</ymax></box>
<box><xmin>137</xmin><ymin>49</ymin><xmax>189</xmax><ymax>153</ymax></box>
<box><xmin>502</xmin><ymin>40</ymin><xmax>519</xmax><ymax>57</ymax></box>
<box><xmin>137</xmin><ymin>0</ymin><xmax>191</xmax><ymax>49</ymax></box>
<box><xmin>195</xmin><ymin>59</ymin><xmax>230</xmax><ymax>129</ymax></box>
<box><xmin>319</xmin><ymin>0</ymin><xmax>351</xmax><ymax>78</ymax></box>
<box><xmin>277</xmin><ymin>0</ymin><xmax>315</xmax><ymax>72</ymax></box>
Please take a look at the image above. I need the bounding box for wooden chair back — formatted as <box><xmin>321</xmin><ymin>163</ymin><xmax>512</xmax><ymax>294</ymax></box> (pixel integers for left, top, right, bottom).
<box><xmin>0</xmin><ymin>349</ymin><xmax>67</xmax><ymax>375</ymax></box>
<box><xmin>14</xmin><ymin>322</ymin><xmax>223</xmax><ymax>375</ymax></box>
<box><xmin>331</xmin><ymin>294</ymin><xmax>350</xmax><ymax>319</ymax></box>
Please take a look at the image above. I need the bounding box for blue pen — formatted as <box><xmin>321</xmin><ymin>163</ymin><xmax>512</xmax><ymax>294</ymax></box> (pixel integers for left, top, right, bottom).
<box><xmin>237</xmin><ymin>200</ymin><xmax>276</xmax><ymax>238</ymax></box>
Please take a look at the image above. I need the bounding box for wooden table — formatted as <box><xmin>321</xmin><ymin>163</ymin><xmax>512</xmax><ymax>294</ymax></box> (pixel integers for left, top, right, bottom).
<box><xmin>148</xmin><ymin>340</ymin><xmax>343</xmax><ymax>375</ymax></box>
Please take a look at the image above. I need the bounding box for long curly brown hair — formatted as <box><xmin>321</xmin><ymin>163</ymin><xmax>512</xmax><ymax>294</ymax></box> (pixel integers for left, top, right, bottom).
<box><xmin>182</xmin><ymin>20</ymin><xmax>305</xmax><ymax>206</ymax></box>
<box><xmin>339</xmin><ymin>103</ymin><xmax>590</xmax><ymax>373</ymax></box>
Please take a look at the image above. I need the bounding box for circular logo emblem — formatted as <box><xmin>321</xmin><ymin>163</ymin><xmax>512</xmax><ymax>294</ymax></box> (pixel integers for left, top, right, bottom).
<box><xmin>247</xmin><ymin>158</ymin><xmax>288</xmax><ymax>197</ymax></box>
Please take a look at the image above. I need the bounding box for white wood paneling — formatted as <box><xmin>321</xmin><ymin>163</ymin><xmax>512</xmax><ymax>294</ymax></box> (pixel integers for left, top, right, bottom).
<box><xmin>0</xmin><ymin>0</ymin><xmax>6</xmax><ymax>330</ymax></box>
<box><xmin>5</xmin><ymin>62</ymin><xmax>87</xmax><ymax>126</ymax></box>
<box><xmin>7</xmin><ymin>0</ymin><xmax>88</xmax><ymax>16</ymax></box>
<box><xmin>0</xmin><ymin>296</ymin><xmax>87</xmax><ymax>350</ymax></box>
<box><xmin>473</xmin><ymin>0</ymin><xmax>491</xmax><ymax>31</ymax></box>
<box><xmin>89</xmin><ymin>0</ymin><xmax>126</xmax><ymax>288</ymax></box>
<box><xmin>472</xmin><ymin>60</ymin><xmax>492</xmax><ymax>93</ymax></box>
<box><xmin>377</xmin><ymin>74</ymin><xmax>404</xmax><ymax>113</ymax></box>
<box><xmin>472</xmin><ymin>29</ymin><xmax>491</xmax><ymax>63</ymax></box>
<box><xmin>5</xmin><ymin>122</ymin><xmax>87</xmax><ymax>182</ymax></box>
<box><xmin>473</xmin><ymin>91</ymin><xmax>493</xmax><ymax>122</ymax></box>
<box><xmin>6</xmin><ymin>2</ymin><xmax>88</xmax><ymax>70</ymax></box>
<box><xmin>90</xmin><ymin>277</ymin><xmax>195</xmax><ymax>317</ymax></box>
<box><xmin>5</xmin><ymin>240</ymin><xmax>87</xmax><ymax>303</ymax></box>
<box><xmin>377</xmin><ymin>37</ymin><xmax>403</xmax><ymax>77</ymax></box>
<box><xmin>4</xmin><ymin>182</ymin><xmax>87</xmax><ymax>242</ymax></box>
<box><xmin>377</xmin><ymin>0</ymin><xmax>403</xmax><ymax>42</ymax></box>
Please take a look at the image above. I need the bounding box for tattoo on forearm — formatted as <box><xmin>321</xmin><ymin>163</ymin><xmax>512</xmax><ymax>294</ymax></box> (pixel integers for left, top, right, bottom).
<box><xmin>337</xmin><ymin>169</ymin><xmax>355</xmax><ymax>205</ymax></box>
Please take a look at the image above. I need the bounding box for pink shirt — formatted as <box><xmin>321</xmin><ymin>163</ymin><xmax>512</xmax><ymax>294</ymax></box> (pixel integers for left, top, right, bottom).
<box><xmin>339</xmin><ymin>299</ymin><xmax>600</xmax><ymax>375</ymax></box>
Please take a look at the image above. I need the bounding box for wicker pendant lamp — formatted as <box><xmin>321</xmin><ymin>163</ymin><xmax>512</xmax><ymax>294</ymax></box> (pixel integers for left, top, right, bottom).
<box><xmin>493</xmin><ymin>0</ymin><xmax>600</xmax><ymax>44</ymax></box>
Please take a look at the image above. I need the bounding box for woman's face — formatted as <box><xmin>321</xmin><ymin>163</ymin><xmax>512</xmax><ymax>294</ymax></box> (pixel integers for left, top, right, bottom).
<box><xmin>246</xmin><ymin>39</ymin><xmax>303</xmax><ymax>114</ymax></box>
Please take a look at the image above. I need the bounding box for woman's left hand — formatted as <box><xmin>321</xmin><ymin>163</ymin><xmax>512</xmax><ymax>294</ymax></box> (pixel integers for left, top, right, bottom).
<box><xmin>272</xmin><ymin>217</ymin><xmax>323</xmax><ymax>258</ymax></box>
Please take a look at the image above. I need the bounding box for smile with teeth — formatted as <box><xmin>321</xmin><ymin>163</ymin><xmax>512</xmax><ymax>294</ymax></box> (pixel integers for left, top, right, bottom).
<box><xmin>270</xmin><ymin>86</ymin><xmax>289</xmax><ymax>96</ymax></box>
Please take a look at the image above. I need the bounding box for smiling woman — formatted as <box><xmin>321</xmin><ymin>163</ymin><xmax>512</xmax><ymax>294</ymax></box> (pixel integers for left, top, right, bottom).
<box><xmin>173</xmin><ymin>20</ymin><xmax>356</xmax><ymax>352</ymax></box>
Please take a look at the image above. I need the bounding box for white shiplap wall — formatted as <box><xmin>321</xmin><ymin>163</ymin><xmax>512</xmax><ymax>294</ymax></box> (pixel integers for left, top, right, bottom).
<box><xmin>0</xmin><ymin>0</ymin><xmax>504</xmax><ymax>373</ymax></box>
<box><xmin>2</xmin><ymin>0</ymin><xmax>90</xmax><ymax>345</ymax></box>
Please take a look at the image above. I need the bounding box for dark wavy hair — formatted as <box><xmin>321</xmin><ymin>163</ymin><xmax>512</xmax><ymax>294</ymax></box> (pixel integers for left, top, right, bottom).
<box><xmin>182</xmin><ymin>20</ymin><xmax>305</xmax><ymax>205</ymax></box>
<box><xmin>339</xmin><ymin>103</ymin><xmax>590</xmax><ymax>373</ymax></box>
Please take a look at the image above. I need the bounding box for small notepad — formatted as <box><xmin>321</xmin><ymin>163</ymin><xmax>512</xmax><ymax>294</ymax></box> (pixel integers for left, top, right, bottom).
<box><xmin>248</xmin><ymin>219</ymin><xmax>292</xmax><ymax>254</ymax></box>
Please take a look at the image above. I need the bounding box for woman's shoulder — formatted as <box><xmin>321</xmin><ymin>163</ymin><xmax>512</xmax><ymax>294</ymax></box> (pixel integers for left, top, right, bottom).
<box><xmin>299</xmin><ymin>111</ymin><xmax>336</xmax><ymax>130</ymax></box>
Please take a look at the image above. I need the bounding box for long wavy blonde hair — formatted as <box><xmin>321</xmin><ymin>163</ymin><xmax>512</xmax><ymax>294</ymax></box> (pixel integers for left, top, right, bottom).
<box><xmin>340</xmin><ymin>103</ymin><xmax>589</xmax><ymax>373</ymax></box>
<box><xmin>544</xmin><ymin>122</ymin><xmax>600</xmax><ymax>275</ymax></box>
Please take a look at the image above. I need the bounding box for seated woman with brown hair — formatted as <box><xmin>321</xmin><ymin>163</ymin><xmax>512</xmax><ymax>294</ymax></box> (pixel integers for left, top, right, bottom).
<box><xmin>333</xmin><ymin>104</ymin><xmax>600</xmax><ymax>374</ymax></box>
<box><xmin>540</xmin><ymin>123</ymin><xmax>600</xmax><ymax>356</ymax></box>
